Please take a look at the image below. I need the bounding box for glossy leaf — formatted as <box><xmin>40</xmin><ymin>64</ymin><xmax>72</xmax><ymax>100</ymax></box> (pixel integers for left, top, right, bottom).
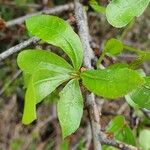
<box><xmin>33</xmin><ymin>69</ymin><xmax>71</xmax><ymax>103</ymax></box>
<box><xmin>22</xmin><ymin>79</ymin><xmax>36</xmax><ymax>124</ymax></box>
<box><xmin>17</xmin><ymin>49</ymin><xmax>74</xmax><ymax>75</ymax></box>
<box><xmin>22</xmin><ymin>69</ymin><xmax>71</xmax><ymax>124</ymax></box>
<box><xmin>81</xmin><ymin>68</ymin><xmax>144</xmax><ymax>99</ymax></box>
<box><xmin>57</xmin><ymin>79</ymin><xmax>83</xmax><ymax>138</ymax></box>
<box><xmin>106</xmin><ymin>0</ymin><xmax>150</xmax><ymax>27</ymax></box>
<box><xmin>128</xmin><ymin>76</ymin><xmax>150</xmax><ymax>109</ymax></box>
<box><xmin>104</xmin><ymin>38</ymin><xmax>123</xmax><ymax>56</ymax></box>
<box><xmin>26</xmin><ymin>15</ymin><xmax>83</xmax><ymax>70</ymax></box>
<box><xmin>139</xmin><ymin>129</ymin><xmax>150</xmax><ymax>150</ymax></box>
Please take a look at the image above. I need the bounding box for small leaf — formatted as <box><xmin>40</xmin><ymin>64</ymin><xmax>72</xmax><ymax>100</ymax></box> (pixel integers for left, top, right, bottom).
<box><xmin>57</xmin><ymin>79</ymin><xmax>83</xmax><ymax>138</ymax></box>
<box><xmin>106</xmin><ymin>116</ymin><xmax>136</xmax><ymax>146</ymax></box>
<box><xmin>89</xmin><ymin>0</ymin><xmax>106</xmax><ymax>14</ymax></box>
<box><xmin>33</xmin><ymin>69</ymin><xmax>71</xmax><ymax>103</ymax></box>
<box><xmin>129</xmin><ymin>56</ymin><xmax>145</xmax><ymax>69</ymax></box>
<box><xmin>26</xmin><ymin>15</ymin><xmax>83</xmax><ymax>70</ymax></box>
<box><xmin>140</xmin><ymin>51</ymin><xmax>150</xmax><ymax>61</ymax></box>
<box><xmin>104</xmin><ymin>38</ymin><xmax>123</xmax><ymax>56</ymax></box>
<box><xmin>106</xmin><ymin>0</ymin><xmax>150</xmax><ymax>28</ymax></box>
<box><xmin>17</xmin><ymin>49</ymin><xmax>74</xmax><ymax>75</ymax></box>
<box><xmin>139</xmin><ymin>129</ymin><xmax>150</xmax><ymax>150</ymax></box>
<box><xmin>106</xmin><ymin>115</ymin><xmax>125</xmax><ymax>132</ymax></box>
<box><xmin>22</xmin><ymin>79</ymin><xmax>36</xmax><ymax>124</ymax></box>
<box><xmin>128</xmin><ymin>76</ymin><xmax>150</xmax><ymax>109</ymax></box>
<box><xmin>81</xmin><ymin>68</ymin><xmax>144</xmax><ymax>99</ymax></box>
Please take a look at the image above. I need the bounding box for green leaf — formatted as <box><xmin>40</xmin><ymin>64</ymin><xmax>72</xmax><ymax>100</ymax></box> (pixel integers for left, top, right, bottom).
<box><xmin>26</xmin><ymin>15</ymin><xmax>83</xmax><ymax>70</ymax></box>
<box><xmin>33</xmin><ymin>69</ymin><xmax>71</xmax><ymax>103</ymax></box>
<box><xmin>96</xmin><ymin>39</ymin><xmax>124</xmax><ymax>67</ymax></box>
<box><xmin>57</xmin><ymin>79</ymin><xmax>83</xmax><ymax>138</ymax></box>
<box><xmin>106</xmin><ymin>115</ymin><xmax>125</xmax><ymax>132</ymax></box>
<box><xmin>81</xmin><ymin>68</ymin><xmax>144</xmax><ymax>99</ymax></box>
<box><xmin>107</xmin><ymin>63</ymin><xmax>129</xmax><ymax>70</ymax></box>
<box><xmin>128</xmin><ymin>76</ymin><xmax>150</xmax><ymax>109</ymax></box>
<box><xmin>22</xmin><ymin>69</ymin><xmax>71</xmax><ymax>124</ymax></box>
<box><xmin>129</xmin><ymin>56</ymin><xmax>145</xmax><ymax>69</ymax></box>
<box><xmin>104</xmin><ymin>38</ymin><xmax>123</xmax><ymax>56</ymax></box>
<box><xmin>125</xmin><ymin>69</ymin><xmax>146</xmax><ymax>109</ymax></box>
<box><xmin>23</xmin><ymin>72</ymin><xmax>31</xmax><ymax>88</ymax></box>
<box><xmin>22</xmin><ymin>79</ymin><xmax>36</xmax><ymax>124</ymax></box>
<box><xmin>105</xmin><ymin>116</ymin><xmax>136</xmax><ymax>147</ymax></box>
<box><xmin>139</xmin><ymin>129</ymin><xmax>150</xmax><ymax>150</ymax></box>
<box><xmin>125</xmin><ymin>95</ymin><xmax>139</xmax><ymax>109</ymax></box>
<box><xmin>140</xmin><ymin>51</ymin><xmax>150</xmax><ymax>61</ymax></box>
<box><xmin>60</xmin><ymin>139</ymin><xmax>69</xmax><ymax>150</ymax></box>
<box><xmin>106</xmin><ymin>0</ymin><xmax>150</xmax><ymax>28</ymax></box>
<box><xmin>17</xmin><ymin>49</ymin><xmax>74</xmax><ymax>75</ymax></box>
<box><xmin>89</xmin><ymin>0</ymin><xmax>106</xmax><ymax>14</ymax></box>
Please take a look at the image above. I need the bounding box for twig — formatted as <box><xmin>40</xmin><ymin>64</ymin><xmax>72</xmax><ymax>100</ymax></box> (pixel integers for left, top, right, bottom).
<box><xmin>74</xmin><ymin>1</ymin><xmax>139</xmax><ymax>150</ymax></box>
<box><xmin>74</xmin><ymin>1</ymin><xmax>101</xmax><ymax>150</ymax></box>
<box><xmin>6</xmin><ymin>3</ymin><xmax>73</xmax><ymax>27</ymax></box>
<box><xmin>0</xmin><ymin>3</ymin><xmax>74</xmax><ymax>61</ymax></box>
<box><xmin>0</xmin><ymin>2</ymin><xmax>140</xmax><ymax>149</ymax></box>
<box><xmin>2</xmin><ymin>2</ymin><xmax>41</xmax><ymax>9</ymax></box>
<box><xmin>99</xmin><ymin>131</ymin><xmax>138</xmax><ymax>150</ymax></box>
<box><xmin>0</xmin><ymin>37</ymin><xmax>39</xmax><ymax>61</ymax></box>
<box><xmin>0</xmin><ymin>17</ymin><xmax>71</xmax><ymax>61</ymax></box>
<box><xmin>85</xmin><ymin>123</ymin><xmax>92</xmax><ymax>149</ymax></box>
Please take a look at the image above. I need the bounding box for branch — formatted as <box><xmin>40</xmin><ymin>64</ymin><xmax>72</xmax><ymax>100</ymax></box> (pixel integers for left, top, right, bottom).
<box><xmin>6</xmin><ymin>3</ymin><xmax>73</xmax><ymax>27</ymax></box>
<box><xmin>99</xmin><ymin>132</ymin><xmax>139</xmax><ymax>150</ymax></box>
<box><xmin>74</xmin><ymin>1</ymin><xmax>101</xmax><ymax>150</ymax></box>
<box><xmin>0</xmin><ymin>37</ymin><xmax>39</xmax><ymax>61</ymax></box>
<box><xmin>1</xmin><ymin>2</ymin><xmax>140</xmax><ymax>149</ymax></box>
<box><xmin>3</xmin><ymin>2</ymin><xmax>41</xmax><ymax>9</ymax></box>
<box><xmin>0</xmin><ymin>3</ymin><xmax>74</xmax><ymax>61</ymax></box>
<box><xmin>74</xmin><ymin>1</ymin><xmax>139</xmax><ymax>150</ymax></box>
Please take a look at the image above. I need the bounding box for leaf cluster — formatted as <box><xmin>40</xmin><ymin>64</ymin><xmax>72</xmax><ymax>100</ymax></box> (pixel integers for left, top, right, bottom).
<box><xmin>17</xmin><ymin>0</ymin><xmax>150</xmax><ymax>141</ymax></box>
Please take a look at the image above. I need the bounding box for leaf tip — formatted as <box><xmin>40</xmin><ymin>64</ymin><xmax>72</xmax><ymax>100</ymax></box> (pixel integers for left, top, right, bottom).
<box><xmin>22</xmin><ymin>116</ymin><xmax>36</xmax><ymax>125</ymax></box>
